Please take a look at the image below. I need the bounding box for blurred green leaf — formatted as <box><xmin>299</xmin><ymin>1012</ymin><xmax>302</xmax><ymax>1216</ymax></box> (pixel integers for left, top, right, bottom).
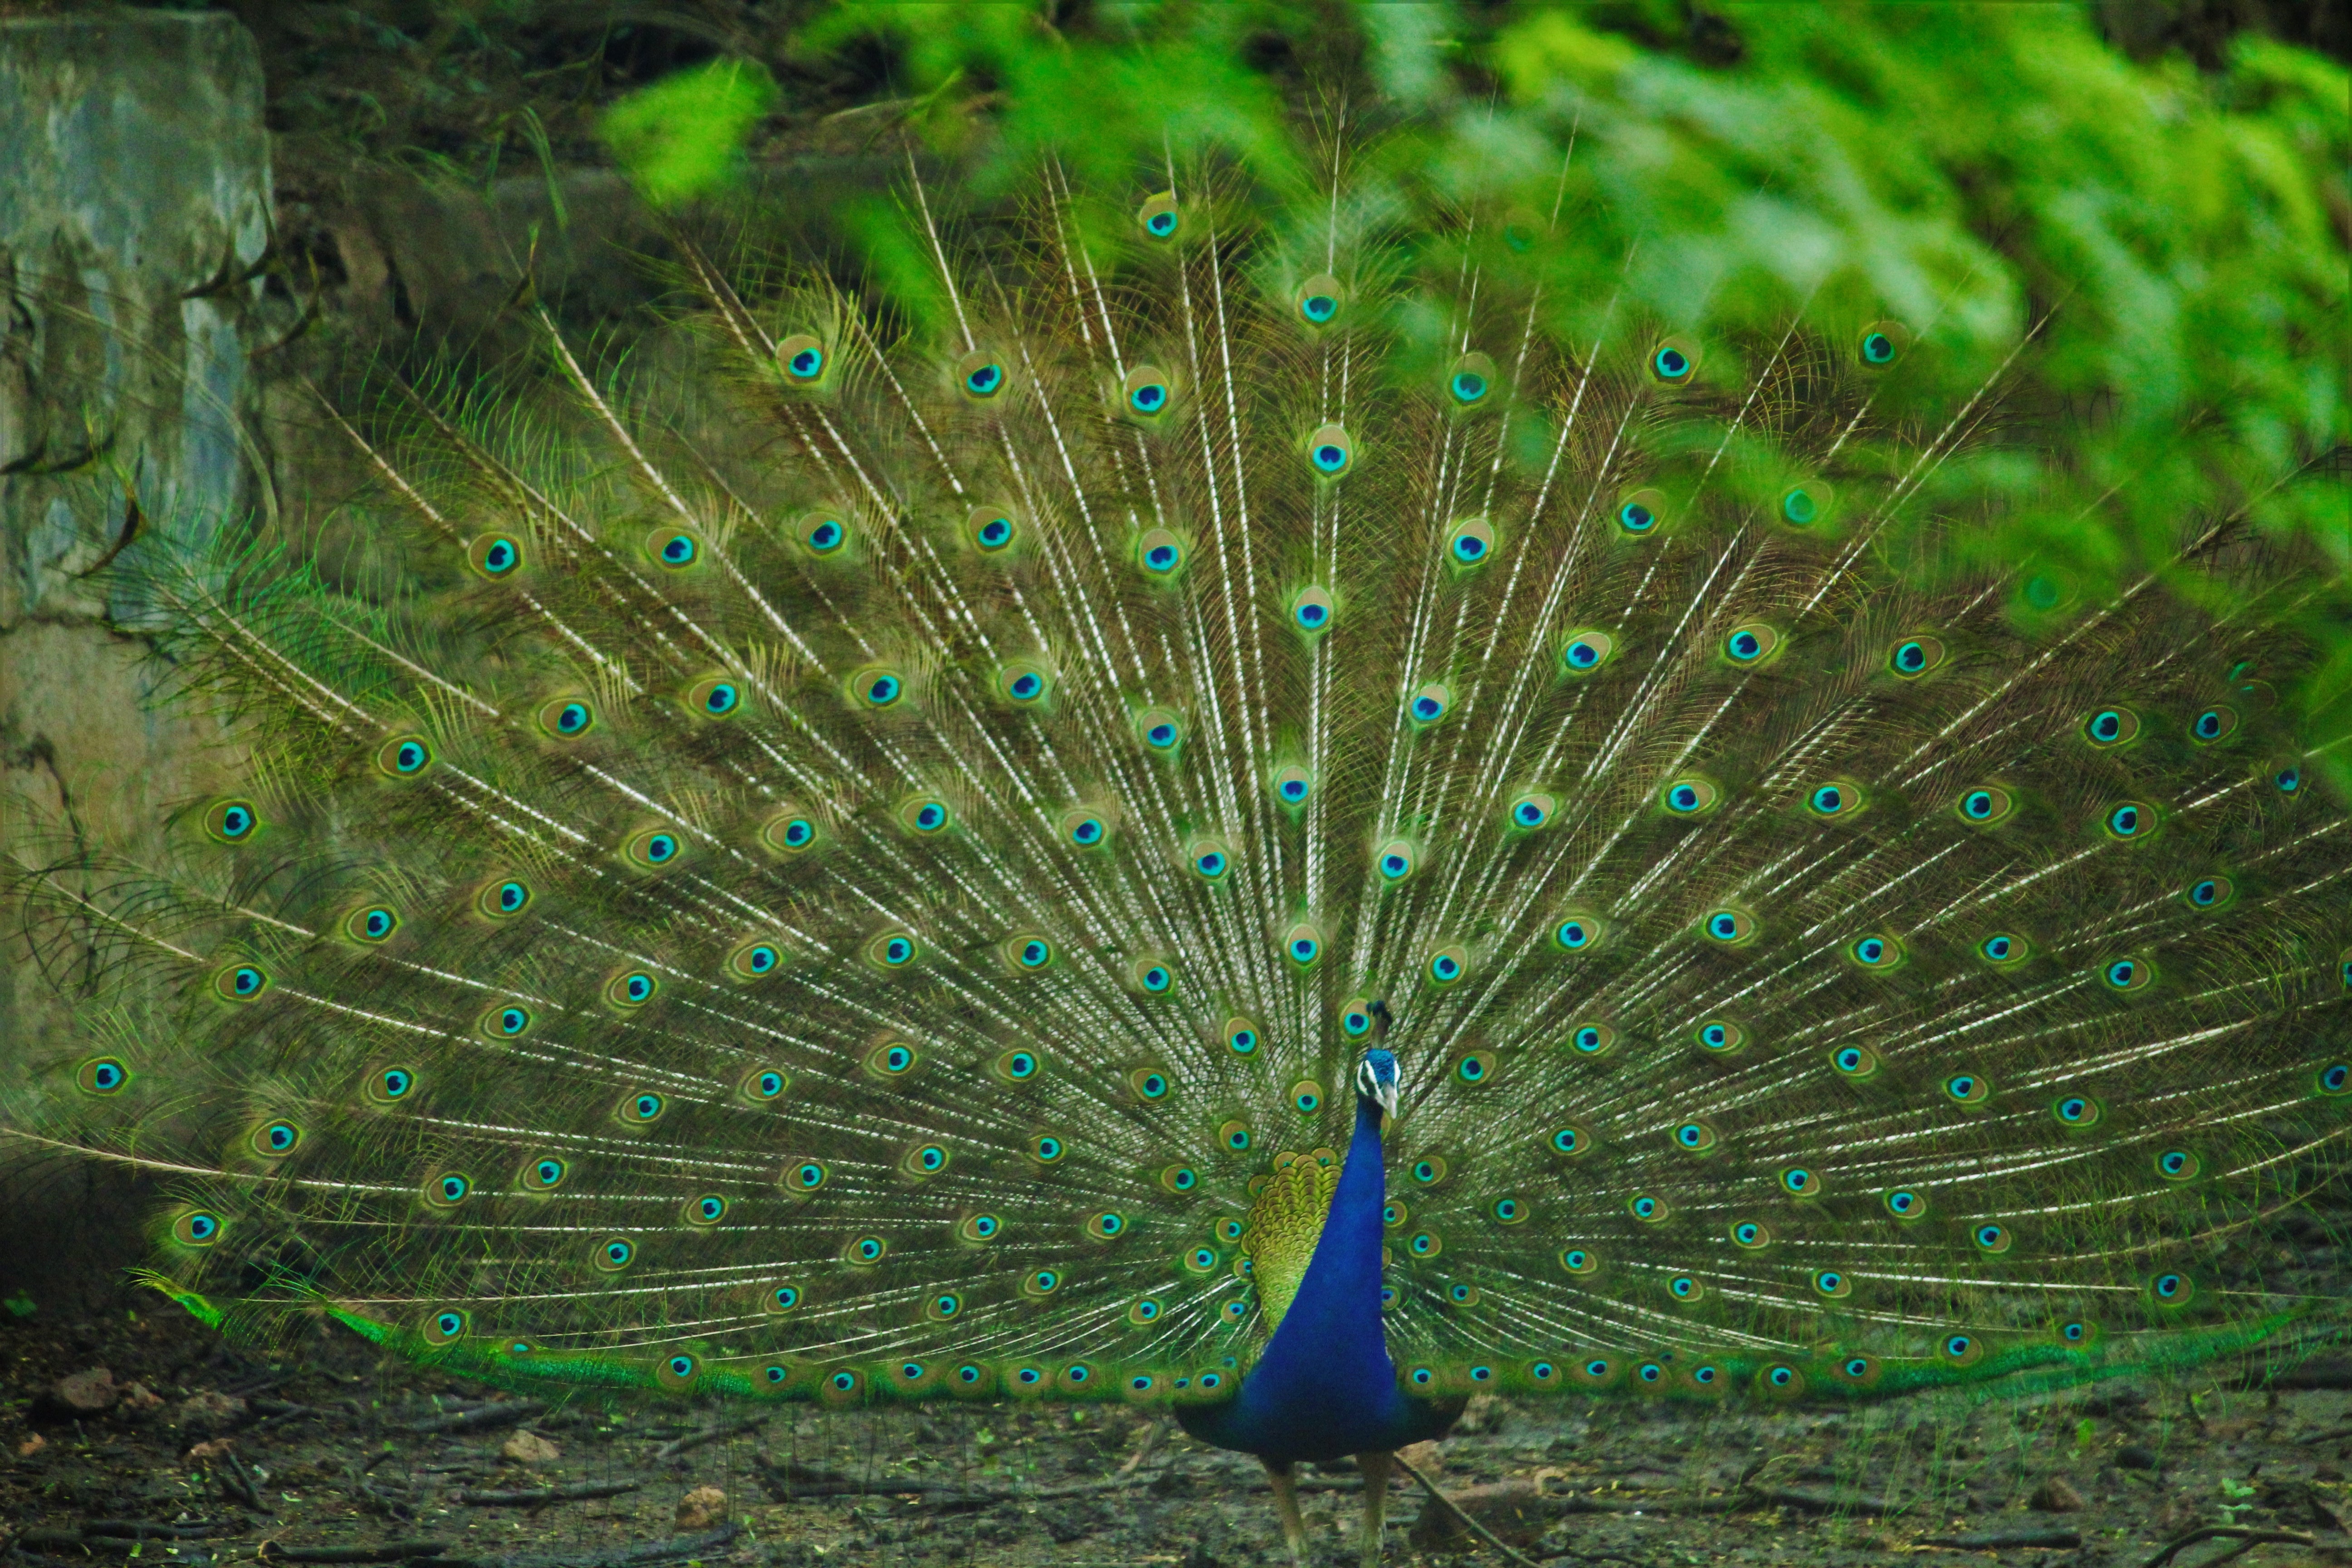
<box><xmin>602</xmin><ymin>58</ymin><xmax>780</xmax><ymax>210</ymax></box>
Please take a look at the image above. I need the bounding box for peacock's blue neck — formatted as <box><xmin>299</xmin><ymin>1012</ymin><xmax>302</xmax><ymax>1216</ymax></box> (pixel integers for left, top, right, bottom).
<box><xmin>1178</xmin><ymin>1092</ymin><xmax>1457</xmax><ymax>1464</ymax></box>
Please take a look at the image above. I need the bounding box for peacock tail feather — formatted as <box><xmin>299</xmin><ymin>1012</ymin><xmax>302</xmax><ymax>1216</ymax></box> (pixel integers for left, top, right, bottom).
<box><xmin>6</xmin><ymin>126</ymin><xmax>2349</xmax><ymax>1427</ymax></box>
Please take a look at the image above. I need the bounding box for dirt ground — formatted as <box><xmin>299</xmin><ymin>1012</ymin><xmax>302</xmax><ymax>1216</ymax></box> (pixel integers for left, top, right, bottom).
<box><xmin>5</xmin><ymin>1269</ymin><xmax>2349</xmax><ymax>1568</ymax></box>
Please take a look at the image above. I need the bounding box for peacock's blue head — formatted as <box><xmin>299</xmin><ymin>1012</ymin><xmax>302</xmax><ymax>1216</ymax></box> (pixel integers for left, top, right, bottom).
<box><xmin>1354</xmin><ymin>1049</ymin><xmax>1400</xmax><ymax>1120</ymax></box>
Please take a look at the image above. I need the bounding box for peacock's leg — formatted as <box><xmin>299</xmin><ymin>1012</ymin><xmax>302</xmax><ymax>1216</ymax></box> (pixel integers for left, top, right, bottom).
<box><xmin>1263</xmin><ymin>1460</ymin><xmax>1309</xmax><ymax>1565</ymax></box>
<box><xmin>1353</xmin><ymin>1450</ymin><xmax>1393</xmax><ymax>1568</ymax></box>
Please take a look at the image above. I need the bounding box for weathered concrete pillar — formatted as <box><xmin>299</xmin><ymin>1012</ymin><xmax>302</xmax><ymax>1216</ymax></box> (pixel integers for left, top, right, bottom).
<box><xmin>0</xmin><ymin>10</ymin><xmax>273</xmax><ymax>1301</ymax></box>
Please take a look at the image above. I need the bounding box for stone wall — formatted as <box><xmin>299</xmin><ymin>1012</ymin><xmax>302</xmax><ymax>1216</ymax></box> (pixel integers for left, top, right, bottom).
<box><xmin>0</xmin><ymin>9</ymin><xmax>279</xmax><ymax>1298</ymax></box>
<box><xmin>0</xmin><ymin>9</ymin><xmax>273</xmax><ymax>1091</ymax></box>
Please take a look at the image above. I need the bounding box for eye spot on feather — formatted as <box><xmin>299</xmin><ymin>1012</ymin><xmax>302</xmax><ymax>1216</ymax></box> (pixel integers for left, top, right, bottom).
<box><xmin>2103</xmin><ymin>800</ymin><xmax>2156</xmax><ymax>840</ymax></box>
<box><xmin>1807</xmin><ymin>780</ymin><xmax>1864</xmax><ymax>818</ymax></box>
<box><xmin>2190</xmin><ymin>705</ymin><xmax>2238</xmax><ymax>743</ymax></box>
<box><xmin>1408</xmin><ymin>683</ymin><xmax>1452</xmax><ymax>725</ymax></box>
<box><xmin>1339</xmin><ymin>997</ymin><xmax>1374</xmax><ymax>1037</ymax></box>
<box><xmin>866</xmin><ymin>1039</ymin><xmax>919</xmax><ymax>1079</ymax></box>
<box><xmin>477</xmin><ymin>1006</ymin><xmax>534</xmax><ymax>1044</ymax></box>
<box><xmin>1509</xmin><ymin>791</ymin><xmax>1556</xmax><ymax>829</ymax></box>
<box><xmin>521</xmin><ymin>1154</ymin><xmax>567</xmax><ymax>1191</ymax></box>
<box><xmin>1290</xmin><ymin>586</ymin><xmax>1334</xmax><ymax>634</ymax></box>
<box><xmin>1374</xmin><ymin>838</ymin><xmax>1418</xmax><ymax>883</ymax></box>
<box><xmin>1445</xmin><ymin>516</ymin><xmax>1495</xmax><ymax>566</ymax></box>
<box><xmin>1650</xmin><ymin>338</ymin><xmax>1700</xmax><ymax>384</ymax></box>
<box><xmin>1137</xmin><ymin>190</ymin><xmax>1180</xmax><ymax>238</ymax></box>
<box><xmin>2150</xmin><ymin>1271</ymin><xmax>2194</xmax><ymax>1308</ymax></box>
<box><xmin>741</xmin><ymin>1066</ymin><xmax>789</xmax><ymax>1103</ymax></box>
<box><xmin>1616</xmin><ymin>487</ymin><xmax>1667</xmax><ymax>536</ymax></box>
<box><xmin>1136</xmin><ymin>527</ymin><xmax>1185</xmax><ymax>578</ymax></box>
<box><xmin>1122</xmin><ymin>366</ymin><xmax>1172</xmax><ymax>417</ymax></box>
<box><xmin>798</xmin><ymin>510</ymin><xmax>849</xmax><ymax>556</ymax></box>
<box><xmin>203</xmin><ymin>798</ymin><xmax>260</xmax><ymax>843</ymax></box>
<box><xmin>2314</xmin><ymin>1062</ymin><xmax>2348</xmax><ymax>1095</ymax></box>
<box><xmin>1693</xmin><ymin>1019</ymin><xmax>1744</xmax><ymax>1055</ymax></box>
<box><xmin>1778</xmin><ymin>481</ymin><xmax>1833</xmax><ymax>527</ymax></box>
<box><xmin>685</xmin><ymin>1193</ymin><xmax>729</xmax><ymax>1226</ymax></box>
<box><xmin>1547</xmin><ymin>1123</ymin><xmax>1593</xmax><ymax>1159</ymax></box>
<box><xmin>1943</xmin><ymin>1072</ymin><xmax>1993</xmax><ymax>1106</ymax></box>
<box><xmin>2156</xmin><ymin>1148</ymin><xmax>2200</xmax><ymax>1181</ymax></box>
<box><xmin>593</xmin><ymin>1237</ymin><xmax>635</xmax><ymax>1272</ymax></box>
<box><xmin>1885</xmin><ymin>1189</ymin><xmax>1928</xmax><ymax>1219</ymax></box>
<box><xmin>1661</xmin><ymin>775</ymin><xmax>1718</xmax><ymax>816</ymax></box>
<box><xmin>967</xmin><ymin>505</ymin><xmax>1019</xmax><ymax>552</ymax></box>
<box><xmin>957</xmin><ymin>350</ymin><xmax>1007</xmax><ymax>400</ymax></box>
<box><xmin>2082</xmin><ymin>707</ymin><xmax>2141</xmax><ymax>748</ymax></box>
<box><xmin>999</xmin><ymin>661</ymin><xmax>1052</xmax><ymax>706</ymax></box>
<box><xmin>2185</xmin><ymin>875</ymin><xmax>2234</xmax><ymax>911</ymax></box>
<box><xmin>898</xmin><ymin>796</ymin><xmax>951</xmax><ymax>835</ymax></box>
<box><xmin>1779</xmin><ymin>1166</ymin><xmax>1820</xmax><ymax>1198</ymax></box>
<box><xmin>1448</xmin><ymin>353</ymin><xmax>1497</xmax><ymax>407</ymax></box>
<box><xmin>1859</xmin><ymin>319</ymin><xmax>1911</xmax><ymax>367</ymax></box>
<box><xmin>777</xmin><ymin>333</ymin><xmax>826</xmax><ymax>383</ymax></box>
<box><xmin>1955</xmin><ymin>784</ymin><xmax>2016</xmax><ymax>826</ymax></box>
<box><xmin>77</xmin><ymin>1057</ymin><xmax>130</xmax><ymax>1094</ymax></box>
<box><xmin>1306</xmin><ymin>423</ymin><xmax>1354</xmax><ymax>476</ymax></box>
<box><xmin>1134</xmin><ymin>960</ymin><xmax>1174</xmax><ymax>995</ymax></box>
<box><xmin>617</xmin><ymin>1090</ymin><xmax>666</xmax><ymax>1126</ymax></box>
<box><xmin>467</xmin><ymin>533</ymin><xmax>523</xmax><ymax>578</ymax></box>
<box><xmin>250</xmin><ymin>1118</ymin><xmax>300</xmax><ymax>1157</ymax></box>
<box><xmin>762</xmin><ymin>811</ymin><xmax>818</xmax><ymax>854</ymax></box>
<box><xmin>1558</xmin><ymin>628</ymin><xmax>1615</xmax><ymax>675</ymax></box>
<box><xmin>1889</xmin><ymin>635</ymin><xmax>1946</xmax><ymax>677</ymax></box>
<box><xmin>1729</xmin><ymin>1220</ymin><xmax>1771</xmax><ymax>1250</ymax></box>
<box><xmin>1295</xmin><ymin>272</ymin><xmax>1343</xmax><ymax>324</ymax></box>
<box><xmin>2101</xmin><ymin>956</ymin><xmax>2155</xmax><ymax>992</ymax></box>
<box><xmin>1848</xmin><ymin>933</ymin><xmax>1903</xmax><ymax>971</ymax></box>
<box><xmin>1061</xmin><ymin>809</ymin><xmax>1109</xmax><ymax>848</ymax></box>
<box><xmin>1190</xmin><ymin>840</ymin><xmax>1231</xmax><ymax>881</ymax></box>
<box><xmin>1699</xmin><ymin>907</ymin><xmax>1758</xmax><ymax>946</ymax></box>
<box><xmin>686</xmin><ymin>676</ymin><xmax>741</xmax><ymax>719</ymax></box>
<box><xmin>648</xmin><ymin>528</ymin><xmax>701</xmax><ymax>570</ymax></box>
<box><xmin>367</xmin><ymin>1065</ymin><xmax>418</xmax><ymax>1104</ymax></box>
<box><xmin>1558</xmin><ymin>1247</ymin><xmax>1599</xmax><ymax>1275</ymax></box>
<box><xmin>1137</xmin><ymin>707</ymin><xmax>1184</xmax><ymax>754</ymax></box>
<box><xmin>1222</xmin><ymin>1017</ymin><xmax>1260</xmax><ymax>1056</ymax></box>
<box><xmin>423</xmin><ymin>1175</ymin><xmax>472</xmax><ymax>1213</ymax></box>
<box><xmin>728</xmin><ymin>939</ymin><xmax>783</xmax><ymax>980</ymax></box>
<box><xmin>603</xmin><ymin>970</ymin><xmax>659</xmax><ymax>1009</ymax></box>
<box><xmin>1979</xmin><ymin>932</ymin><xmax>2028</xmax><ymax>966</ymax></box>
<box><xmin>2052</xmin><ymin>1093</ymin><xmax>2102</xmax><ymax>1129</ymax></box>
<box><xmin>1672</xmin><ymin>1120</ymin><xmax>1718</xmax><ymax>1154</ymax></box>
<box><xmin>624</xmin><ymin>828</ymin><xmax>681</xmax><ymax>869</ymax></box>
<box><xmin>1831</xmin><ymin>1044</ymin><xmax>1878</xmax><ymax>1081</ymax></box>
<box><xmin>213</xmin><ymin>963</ymin><xmax>270</xmax><ymax>1003</ymax></box>
<box><xmin>1723</xmin><ymin>623</ymin><xmax>1779</xmax><ymax>665</ymax></box>
<box><xmin>1271</xmin><ymin>764</ymin><xmax>1315</xmax><ymax>808</ymax></box>
<box><xmin>378</xmin><ymin>735</ymin><xmax>433</xmax><ymax>778</ymax></box>
<box><xmin>1553</xmin><ymin>911</ymin><xmax>1605</xmax><ymax>952</ymax></box>
<box><xmin>1282</xmin><ymin>922</ymin><xmax>1323</xmax><ymax>969</ymax></box>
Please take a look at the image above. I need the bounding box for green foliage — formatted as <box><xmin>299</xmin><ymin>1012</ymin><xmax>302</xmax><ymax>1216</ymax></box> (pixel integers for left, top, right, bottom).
<box><xmin>646</xmin><ymin>3</ymin><xmax>2347</xmax><ymax>784</ymax></box>
<box><xmin>602</xmin><ymin>58</ymin><xmax>780</xmax><ymax>209</ymax></box>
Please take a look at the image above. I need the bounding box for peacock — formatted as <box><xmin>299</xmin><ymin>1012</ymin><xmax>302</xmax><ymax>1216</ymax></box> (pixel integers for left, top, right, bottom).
<box><xmin>5</xmin><ymin>114</ymin><xmax>2350</xmax><ymax>1568</ymax></box>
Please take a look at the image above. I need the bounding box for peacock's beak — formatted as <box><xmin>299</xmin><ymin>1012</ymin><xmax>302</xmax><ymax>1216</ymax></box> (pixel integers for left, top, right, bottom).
<box><xmin>1372</xmin><ymin>1078</ymin><xmax>1399</xmax><ymax>1122</ymax></box>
